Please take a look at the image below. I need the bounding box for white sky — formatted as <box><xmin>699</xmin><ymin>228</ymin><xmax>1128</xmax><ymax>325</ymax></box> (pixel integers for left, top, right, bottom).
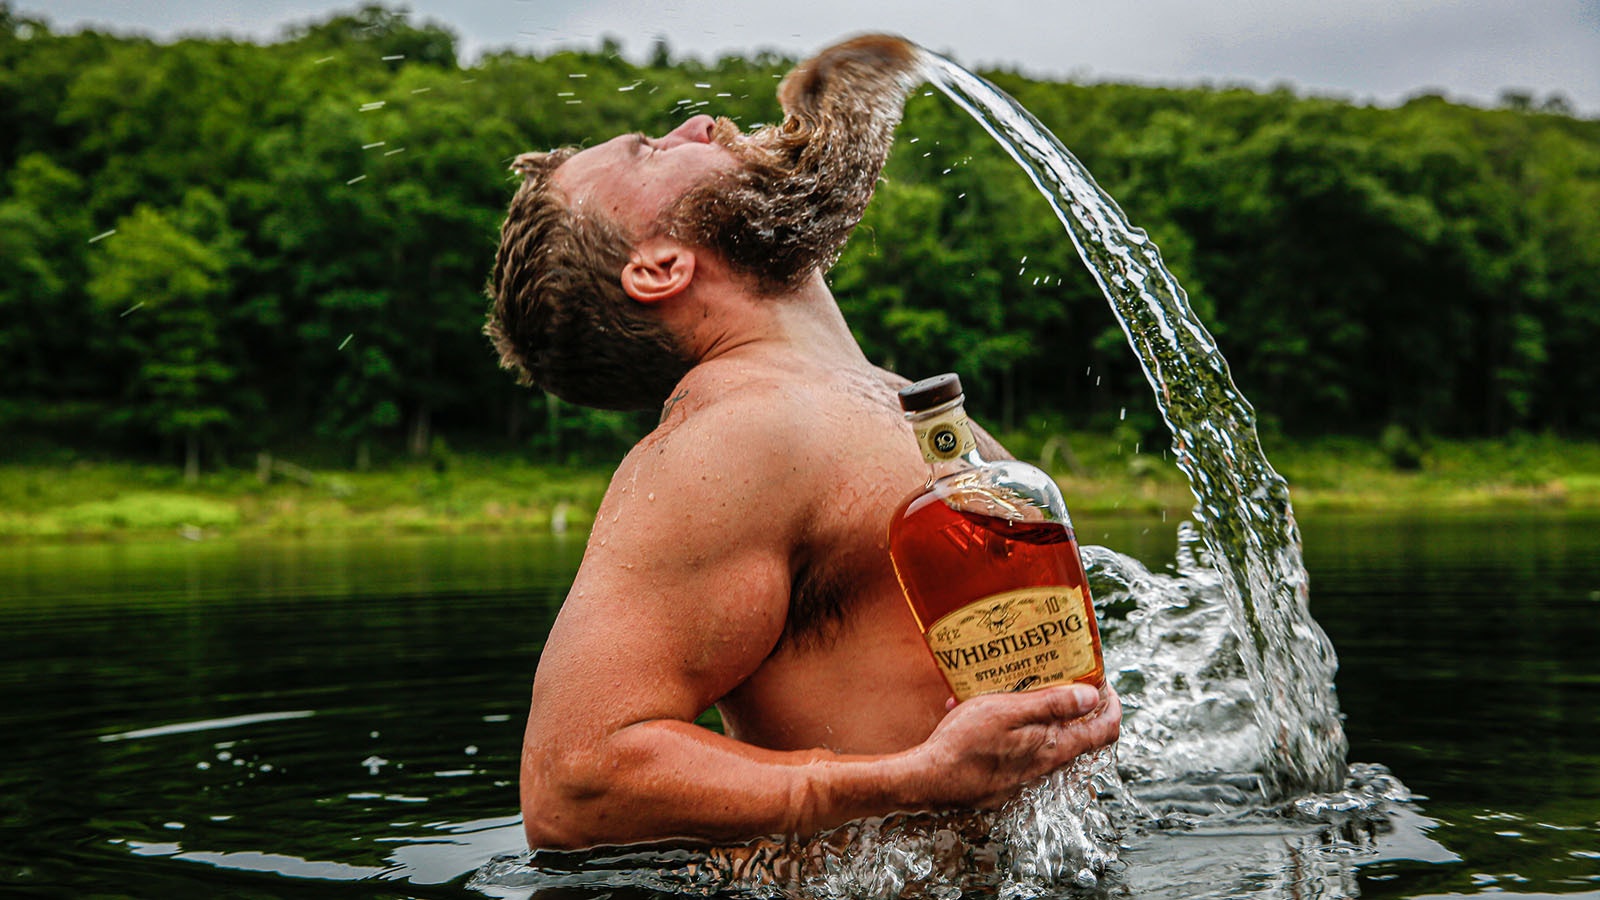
<box><xmin>18</xmin><ymin>0</ymin><xmax>1600</xmax><ymax>115</ymax></box>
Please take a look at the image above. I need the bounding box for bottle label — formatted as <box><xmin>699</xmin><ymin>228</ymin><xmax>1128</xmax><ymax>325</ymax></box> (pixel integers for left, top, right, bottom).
<box><xmin>914</xmin><ymin>409</ymin><xmax>978</xmax><ymax>463</ymax></box>
<box><xmin>924</xmin><ymin>586</ymin><xmax>1098</xmax><ymax>700</ymax></box>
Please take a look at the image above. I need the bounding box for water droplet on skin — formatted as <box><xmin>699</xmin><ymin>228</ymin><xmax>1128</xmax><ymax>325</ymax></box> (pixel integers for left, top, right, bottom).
<box><xmin>647</xmin><ymin>492</ymin><xmax>655</xmax><ymax>501</ymax></box>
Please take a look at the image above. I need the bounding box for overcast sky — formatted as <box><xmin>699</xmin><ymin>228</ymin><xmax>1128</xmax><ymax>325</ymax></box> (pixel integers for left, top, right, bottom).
<box><xmin>19</xmin><ymin>0</ymin><xmax>1600</xmax><ymax>115</ymax></box>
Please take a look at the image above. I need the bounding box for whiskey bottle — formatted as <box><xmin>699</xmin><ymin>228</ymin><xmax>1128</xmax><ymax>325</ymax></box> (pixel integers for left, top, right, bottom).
<box><xmin>889</xmin><ymin>373</ymin><xmax>1104</xmax><ymax>701</ymax></box>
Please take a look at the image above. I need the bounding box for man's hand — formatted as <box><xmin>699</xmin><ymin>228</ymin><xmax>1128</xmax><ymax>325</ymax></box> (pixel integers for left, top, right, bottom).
<box><xmin>907</xmin><ymin>684</ymin><xmax>1121</xmax><ymax>810</ymax></box>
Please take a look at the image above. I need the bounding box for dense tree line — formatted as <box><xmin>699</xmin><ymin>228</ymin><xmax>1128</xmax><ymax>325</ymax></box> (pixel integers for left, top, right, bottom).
<box><xmin>2</xmin><ymin>4</ymin><xmax>1597</xmax><ymax>473</ymax></box>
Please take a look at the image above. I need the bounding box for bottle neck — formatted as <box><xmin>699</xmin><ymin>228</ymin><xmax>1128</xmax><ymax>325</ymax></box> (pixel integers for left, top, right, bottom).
<box><xmin>906</xmin><ymin>397</ymin><xmax>984</xmax><ymax>480</ymax></box>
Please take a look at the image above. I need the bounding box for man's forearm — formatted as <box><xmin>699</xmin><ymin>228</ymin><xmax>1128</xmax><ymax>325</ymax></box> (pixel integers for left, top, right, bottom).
<box><xmin>521</xmin><ymin>684</ymin><xmax>1118</xmax><ymax>850</ymax></box>
<box><xmin>522</xmin><ymin>718</ymin><xmax>931</xmax><ymax>849</ymax></box>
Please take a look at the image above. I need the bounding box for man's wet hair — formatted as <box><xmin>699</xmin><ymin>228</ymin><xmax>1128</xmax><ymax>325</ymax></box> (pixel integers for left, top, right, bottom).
<box><xmin>486</xmin><ymin>149</ymin><xmax>693</xmax><ymax>411</ymax></box>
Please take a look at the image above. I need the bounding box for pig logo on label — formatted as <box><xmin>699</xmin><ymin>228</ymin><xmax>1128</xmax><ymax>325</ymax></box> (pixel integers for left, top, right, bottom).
<box><xmin>982</xmin><ymin>601</ymin><xmax>1021</xmax><ymax>635</ymax></box>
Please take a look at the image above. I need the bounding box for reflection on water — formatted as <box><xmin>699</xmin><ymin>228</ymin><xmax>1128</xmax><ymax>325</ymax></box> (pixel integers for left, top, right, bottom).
<box><xmin>1</xmin><ymin>517</ymin><xmax>1597</xmax><ymax>898</ymax></box>
<box><xmin>0</xmin><ymin>534</ymin><xmax>579</xmax><ymax>899</ymax></box>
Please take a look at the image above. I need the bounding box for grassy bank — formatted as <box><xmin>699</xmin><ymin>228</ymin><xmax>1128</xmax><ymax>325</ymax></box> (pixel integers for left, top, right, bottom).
<box><xmin>0</xmin><ymin>456</ymin><xmax>611</xmax><ymax>542</ymax></box>
<box><xmin>1025</xmin><ymin>431</ymin><xmax>1600</xmax><ymax>517</ymax></box>
<box><xmin>1</xmin><ymin>434</ymin><xmax>1597</xmax><ymax>543</ymax></box>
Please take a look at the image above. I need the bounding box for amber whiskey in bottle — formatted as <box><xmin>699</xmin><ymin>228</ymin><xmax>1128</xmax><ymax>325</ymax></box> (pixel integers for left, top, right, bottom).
<box><xmin>888</xmin><ymin>373</ymin><xmax>1104</xmax><ymax>701</ymax></box>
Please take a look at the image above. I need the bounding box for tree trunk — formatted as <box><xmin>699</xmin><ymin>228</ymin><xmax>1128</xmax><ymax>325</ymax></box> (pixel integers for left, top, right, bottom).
<box><xmin>507</xmin><ymin>393</ymin><xmax>525</xmax><ymax>442</ymax></box>
<box><xmin>1001</xmin><ymin>364</ymin><xmax>1016</xmax><ymax>433</ymax></box>
<box><xmin>546</xmin><ymin>393</ymin><xmax>560</xmax><ymax>455</ymax></box>
<box><xmin>184</xmin><ymin>431</ymin><xmax>200</xmax><ymax>485</ymax></box>
<box><xmin>408</xmin><ymin>405</ymin><xmax>431</xmax><ymax>457</ymax></box>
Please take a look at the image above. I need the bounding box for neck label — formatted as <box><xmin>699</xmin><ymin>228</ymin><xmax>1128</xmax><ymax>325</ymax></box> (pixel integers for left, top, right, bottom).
<box><xmin>915</xmin><ymin>408</ymin><xmax>978</xmax><ymax>463</ymax></box>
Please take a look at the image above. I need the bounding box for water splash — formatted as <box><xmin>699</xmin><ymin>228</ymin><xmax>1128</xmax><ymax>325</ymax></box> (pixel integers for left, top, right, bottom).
<box><xmin>917</xmin><ymin>50</ymin><xmax>1347</xmax><ymax>799</ymax></box>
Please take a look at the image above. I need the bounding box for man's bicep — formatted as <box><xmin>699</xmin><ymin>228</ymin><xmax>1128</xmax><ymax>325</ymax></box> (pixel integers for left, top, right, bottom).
<box><xmin>532</xmin><ymin>432</ymin><xmax>799</xmax><ymax>729</ymax></box>
<box><xmin>539</xmin><ymin>547</ymin><xmax>791</xmax><ymax>724</ymax></box>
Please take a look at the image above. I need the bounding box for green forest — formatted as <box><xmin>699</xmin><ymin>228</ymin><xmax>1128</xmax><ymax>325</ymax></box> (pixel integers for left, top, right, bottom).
<box><xmin>4</xmin><ymin>3</ymin><xmax>1599</xmax><ymax>479</ymax></box>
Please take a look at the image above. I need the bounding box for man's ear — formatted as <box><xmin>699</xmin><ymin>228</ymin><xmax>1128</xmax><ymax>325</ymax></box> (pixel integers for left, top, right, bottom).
<box><xmin>622</xmin><ymin>237</ymin><xmax>697</xmax><ymax>304</ymax></box>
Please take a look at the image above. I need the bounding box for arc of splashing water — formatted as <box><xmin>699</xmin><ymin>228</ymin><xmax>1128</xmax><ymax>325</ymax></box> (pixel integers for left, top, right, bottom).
<box><xmin>915</xmin><ymin>50</ymin><xmax>1347</xmax><ymax>797</ymax></box>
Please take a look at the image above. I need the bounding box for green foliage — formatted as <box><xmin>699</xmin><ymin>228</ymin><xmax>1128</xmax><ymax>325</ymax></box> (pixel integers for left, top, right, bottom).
<box><xmin>86</xmin><ymin>194</ymin><xmax>240</xmax><ymax>453</ymax></box>
<box><xmin>3</xmin><ymin>5</ymin><xmax>1600</xmax><ymax>475</ymax></box>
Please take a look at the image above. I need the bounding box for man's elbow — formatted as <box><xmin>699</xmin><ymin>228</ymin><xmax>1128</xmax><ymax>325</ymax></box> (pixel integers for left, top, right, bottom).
<box><xmin>520</xmin><ymin>745</ymin><xmax>619</xmax><ymax>850</ymax></box>
<box><xmin>521</xmin><ymin>795</ymin><xmax>583</xmax><ymax>851</ymax></box>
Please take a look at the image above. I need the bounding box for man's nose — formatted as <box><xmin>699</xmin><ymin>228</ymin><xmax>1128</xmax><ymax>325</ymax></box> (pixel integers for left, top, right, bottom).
<box><xmin>656</xmin><ymin>114</ymin><xmax>716</xmax><ymax>149</ymax></box>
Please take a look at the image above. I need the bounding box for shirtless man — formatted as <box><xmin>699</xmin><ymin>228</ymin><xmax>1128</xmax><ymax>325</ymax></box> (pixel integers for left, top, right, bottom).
<box><xmin>487</xmin><ymin>34</ymin><xmax>1120</xmax><ymax>850</ymax></box>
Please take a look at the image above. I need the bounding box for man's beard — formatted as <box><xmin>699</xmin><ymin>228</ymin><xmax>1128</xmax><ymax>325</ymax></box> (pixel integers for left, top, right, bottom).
<box><xmin>663</xmin><ymin>35</ymin><xmax>922</xmax><ymax>295</ymax></box>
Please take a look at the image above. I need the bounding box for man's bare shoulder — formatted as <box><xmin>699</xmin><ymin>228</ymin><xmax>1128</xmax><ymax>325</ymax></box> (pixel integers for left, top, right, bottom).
<box><xmin>603</xmin><ymin>366</ymin><xmax>820</xmax><ymax>515</ymax></box>
<box><xmin>630</xmin><ymin>361</ymin><xmax>910</xmax><ymax>502</ymax></box>
<box><xmin>650</xmin><ymin>361</ymin><xmax>833</xmax><ymax>444</ymax></box>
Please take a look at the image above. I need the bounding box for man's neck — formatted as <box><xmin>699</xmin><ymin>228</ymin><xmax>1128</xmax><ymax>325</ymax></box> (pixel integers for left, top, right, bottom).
<box><xmin>678</xmin><ymin>270</ymin><xmax>870</xmax><ymax>372</ymax></box>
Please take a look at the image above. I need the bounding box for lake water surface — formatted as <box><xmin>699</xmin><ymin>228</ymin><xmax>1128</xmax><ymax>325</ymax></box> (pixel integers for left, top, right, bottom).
<box><xmin>1</xmin><ymin>511</ymin><xmax>1596</xmax><ymax>898</ymax></box>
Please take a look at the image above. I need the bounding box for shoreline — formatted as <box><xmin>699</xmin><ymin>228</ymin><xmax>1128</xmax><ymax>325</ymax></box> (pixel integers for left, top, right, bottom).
<box><xmin>2</xmin><ymin>436</ymin><xmax>1596</xmax><ymax>545</ymax></box>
